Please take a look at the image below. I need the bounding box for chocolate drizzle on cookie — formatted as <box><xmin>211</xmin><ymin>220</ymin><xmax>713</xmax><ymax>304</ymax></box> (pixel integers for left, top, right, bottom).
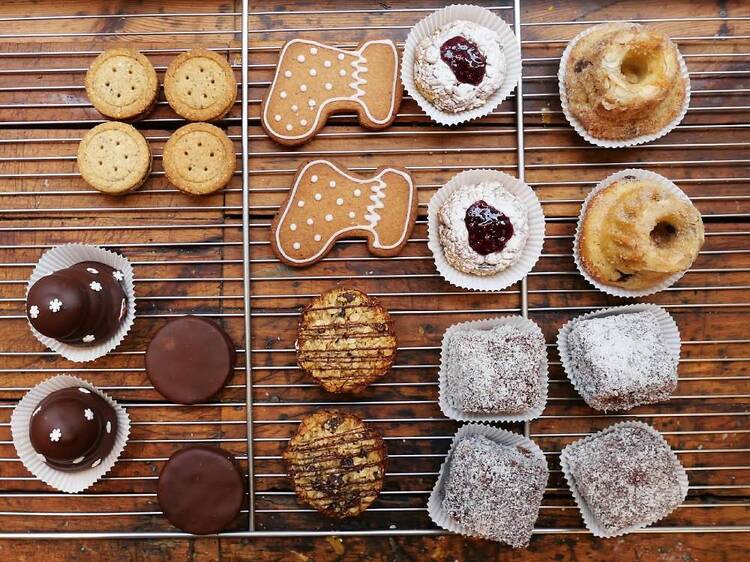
<box><xmin>297</xmin><ymin>287</ymin><xmax>397</xmax><ymax>394</ymax></box>
<box><xmin>283</xmin><ymin>410</ymin><xmax>387</xmax><ymax>518</ymax></box>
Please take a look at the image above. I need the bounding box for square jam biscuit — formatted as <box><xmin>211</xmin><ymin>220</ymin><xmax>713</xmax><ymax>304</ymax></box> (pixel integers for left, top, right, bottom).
<box><xmin>566</xmin><ymin>311</ymin><xmax>677</xmax><ymax>411</ymax></box>
<box><xmin>561</xmin><ymin>424</ymin><xmax>687</xmax><ymax>536</ymax></box>
<box><xmin>441</xmin><ymin>435</ymin><xmax>548</xmax><ymax>547</ymax></box>
<box><xmin>443</xmin><ymin>324</ymin><xmax>546</xmax><ymax>415</ymax></box>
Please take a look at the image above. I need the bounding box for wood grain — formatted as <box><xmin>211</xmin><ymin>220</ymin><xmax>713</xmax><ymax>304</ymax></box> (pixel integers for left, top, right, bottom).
<box><xmin>0</xmin><ymin>0</ymin><xmax>748</xmax><ymax>559</ymax></box>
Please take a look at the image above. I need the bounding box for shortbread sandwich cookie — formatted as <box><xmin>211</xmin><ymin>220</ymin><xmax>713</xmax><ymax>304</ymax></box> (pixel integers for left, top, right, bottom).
<box><xmin>164</xmin><ymin>48</ymin><xmax>237</xmax><ymax>122</ymax></box>
<box><xmin>271</xmin><ymin>159</ymin><xmax>417</xmax><ymax>267</ymax></box>
<box><xmin>162</xmin><ymin>123</ymin><xmax>236</xmax><ymax>195</ymax></box>
<box><xmin>262</xmin><ymin>39</ymin><xmax>402</xmax><ymax>146</ymax></box>
<box><xmin>77</xmin><ymin>122</ymin><xmax>152</xmax><ymax>195</ymax></box>
<box><xmin>85</xmin><ymin>48</ymin><xmax>159</xmax><ymax>121</ymax></box>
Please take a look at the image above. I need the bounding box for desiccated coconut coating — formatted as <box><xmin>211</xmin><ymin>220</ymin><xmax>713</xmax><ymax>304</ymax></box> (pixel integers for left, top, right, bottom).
<box><xmin>563</xmin><ymin>424</ymin><xmax>686</xmax><ymax>535</ymax></box>
<box><xmin>566</xmin><ymin>311</ymin><xmax>677</xmax><ymax>411</ymax></box>
<box><xmin>444</xmin><ymin>324</ymin><xmax>546</xmax><ymax>415</ymax></box>
<box><xmin>441</xmin><ymin>435</ymin><xmax>548</xmax><ymax>547</ymax></box>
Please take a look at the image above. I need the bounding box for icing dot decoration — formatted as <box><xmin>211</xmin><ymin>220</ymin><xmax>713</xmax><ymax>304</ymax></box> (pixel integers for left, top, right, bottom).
<box><xmin>307</xmin><ymin>218</ymin><xmax>314</xmax><ymax>225</ymax></box>
<box><xmin>311</xmin><ymin>175</ymin><xmax>319</xmax><ymax>183</ymax></box>
<box><xmin>308</xmin><ymin>99</ymin><xmax>316</xmax><ymax>107</ymax></box>
<box><xmin>274</xmin><ymin>114</ymin><xmax>282</xmax><ymax>122</ymax></box>
<box><xmin>296</xmin><ymin>54</ymin><xmax>305</xmax><ymax>63</ymax></box>
<box><xmin>354</xmin><ymin>189</ymin><xmax>362</xmax><ymax>197</ymax></box>
<box><xmin>329</xmin><ymin>180</ymin><xmax>336</xmax><ymax>188</ymax></box>
<box><xmin>300</xmin><ymin>84</ymin><xmax>308</xmax><ymax>92</ymax></box>
<box><xmin>324</xmin><ymin>60</ymin><xmax>332</xmax><ymax>68</ymax></box>
<box><xmin>300</xmin><ymin>119</ymin><xmax>308</xmax><ymax>126</ymax></box>
<box><xmin>337</xmin><ymin>53</ymin><xmax>345</xmax><ymax>61</ymax></box>
<box><xmin>293</xmin><ymin>242</ymin><xmax>301</xmax><ymax>250</ymax></box>
<box><xmin>314</xmin><ymin>193</ymin><xmax>322</xmax><ymax>201</ymax></box>
<box><xmin>297</xmin><ymin>200</ymin><xmax>305</xmax><ymax>208</ymax></box>
<box><xmin>286</xmin><ymin>124</ymin><xmax>293</xmax><ymax>131</ymax></box>
<box><xmin>349</xmin><ymin>211</ymin><xmax>356</xmax><ymax>219</ymax></box>
<box><xmin>291</xmin><ymin>104</ymin><xmax>299</xmax><ymax>112</ymax></box>
<box><xmin>314</xmin><ymin>234</ymin><xmax>322</xmax><ymax>241</ymax></box>
<box><xmin>290</xmin><ymin>223</ymin><xmax>297</xmax><ymax>231</ymax></box>
<box><xmin>310</xmin><ymin>47</ymin><xmax>318</xmax><ymax>55</ymax></box>
<box><xmin>284</xmin><ymin>70</ymin><xmax>292</xmax><ymax>78</ymax></box>
<box><xmin>309</xmin><ymin>69</ymin><xmax>317</xmax><ymax>77</ymax></box>
<box><xmin>339</xmin><ymin>69</ymin><xmax>347</xmax><ymax>77</ymax></box>
<box><xmin>280</xmin><ymin>91</ymin><xmax>287</xmax><ymax>99</ymax></box>
<box><xmin>336</xmin><ymin>198</ymin><xmax>344</xmax><ymax>206</ymax></box>
<box><xmin>325</xmin><ymin>214</ymin><xmax>333</xmax><ymax>222</ymax></box>
<box><xmin>325</xmin><ymin>83</ymin><xmax>333</xmax><ymax>91</ymax></box>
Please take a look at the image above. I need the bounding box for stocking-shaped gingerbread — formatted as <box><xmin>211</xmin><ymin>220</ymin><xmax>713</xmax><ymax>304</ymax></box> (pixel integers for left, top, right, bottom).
<box><xmin>262</xmin><ymin>39</ymin><xmax>402</xmax><ymax>146</ymax></box>
<box><xmin>271</xmin><ymin>160</ymin><xmax>417</xmax><ymax>267</ymax></box>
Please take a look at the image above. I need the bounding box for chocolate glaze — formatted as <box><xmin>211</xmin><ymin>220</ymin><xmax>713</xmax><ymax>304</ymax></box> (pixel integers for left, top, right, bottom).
<box><xmin>145</xmin><ymin>316</ymin><xmax>236</xmax><ymax>405</ymax></box>
<box><xmin>157</xmin><ymin>445</ymin><xmax>244</xmax><ymax>535</ymax></box>
<box><xmin>440</xmin><ymin>36</ymin><xmax>486</xmax><ymax>86</ymax></box>
<box><xmin>26</xmin><ymin>261</ymin><xmax>127</xmax><ymax>346</ymax></box>
<box><xmin>464</xmin><ymin>200</ymin><xmax>515</xmax><ymax>255</ymax></box>
<box><xmin>29</xmin><ymin>387</ymin><xmax>118</xmax><ymax>472</ymax></box>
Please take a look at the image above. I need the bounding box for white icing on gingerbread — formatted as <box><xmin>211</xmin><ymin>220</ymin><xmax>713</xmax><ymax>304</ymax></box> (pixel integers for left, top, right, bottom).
<box><xmin>263</xmin><ymin>39</ymin><xmax>399</xmax><ymax>142</ymax></box>
<box><xmin>273</xmin><ymin>160</ymin><xmax>415</xmax><ymax>265</ymax></box>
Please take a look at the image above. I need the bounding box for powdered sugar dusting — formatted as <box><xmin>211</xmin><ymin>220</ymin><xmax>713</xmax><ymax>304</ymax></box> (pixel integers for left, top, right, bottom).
<box><xmin>564</xmin><ymin>424</ymin><xmax>686</xmax><ymax>534</ymax></box>
<box><xmin>441</xmin><ymin>435</ymin><xmax>547</xmax><ymax>547</ymax></box>
<box><xmin>566</xmin><ymin>311</ymin><xmax>677</xmax><ymax>411</ymax></box>
<box><xmin>444</xmin><ymin>324</ymin><xmax>545</xmax><ymax>414</ymax></box>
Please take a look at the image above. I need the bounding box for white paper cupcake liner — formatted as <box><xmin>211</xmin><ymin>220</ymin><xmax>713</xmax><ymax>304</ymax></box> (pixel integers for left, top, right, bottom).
<box><xmin>26</xmin><ymin>244</ymin><xmax>136</xmax><ymax>362</ymax></box>
<box><xmin>558</xmin><ymin>22</ymin><xmax>691</xmax><ymax>148</ymax></box>
<box><xmin>556</xmin><ymin>303</ymin><xmax>681</xmax><ymax>411</ymax></box>
<box><xmin>559</xmin><ymin>420</ymin><xmax>689</xmax><ymax>537</ymax></box>
<box><xmin>573</xmin><ymin>168</ymin><xmax>697</xmax><ymax>298</ymax></box>
<box><xmin>439</xmin><ymin>315</ymin><xmax>548</xmax><ymax>422</ymax></box>
<box><xmin>428</xmin><ymin>169</ymin><xmax>545</xmax><ymax>291</ymax></box>
<box><xmin>10</xmin><ymin>375</ymin><xmax>131</xmax><ymax>494</ymax></box>
<box><xmin>427</xmin><ymin>423</ymin><xmax>548</xmax><ymax>542</ymax></box>
<box><xmin>402</xmin><ymin>4</ymin><xmax>522</xmax><ymax>126</ymax></box>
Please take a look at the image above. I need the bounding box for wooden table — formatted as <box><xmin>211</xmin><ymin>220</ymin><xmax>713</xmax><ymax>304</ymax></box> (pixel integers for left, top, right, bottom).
<box><xmin>0</xmin><ymin>0</ymin><xmax>748</xmax><ymax>559</ymax></box>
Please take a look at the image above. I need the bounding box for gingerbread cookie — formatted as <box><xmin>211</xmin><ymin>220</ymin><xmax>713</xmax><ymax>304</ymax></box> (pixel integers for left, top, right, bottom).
<box><xmin>162</xmin><ymin>123</ymin><xmax>236</xmax><ymax>195</ymax></box>
<box><xmin>271</xmin><ymin>160</ymin><xmax>417</xmax><ymax>266</ymax></box>
<box><xmin>85</xmin><ymin>48</ymin><xmax>159</xmax><ymax>121</ymax></box>
<box><xmin>164</xmin><ymin>49</ymin><xmax>237</xmax><ymax>122</ymax></box>
<box><xmin>77</xmin><ymin>122</ymin><xmax>152</xmax><ymax>195</ymax></box>
<box><xmin>262</xmin><ymin>39</ymin><xmax>402</xmax><ymax>146</ymax></box>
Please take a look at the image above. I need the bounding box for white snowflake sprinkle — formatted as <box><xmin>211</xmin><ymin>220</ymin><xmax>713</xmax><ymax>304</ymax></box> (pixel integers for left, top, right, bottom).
<box><xmin>84</xmin><ymin>408</ymin><xmax>94</xmax><ymax>421</ymax></box>
<box><xmin>82</xmin><ymin>334</ymin><xmax>95</xmax><ymax>343</ymax></box>
<box><xmin>49</xmin><ymin>428</ymin><xmax>62</xmax><ymax>442</ymax></box>
<box><xmin>112</xmin><ymin>270</ymin><xmax>124</xmax><ymax>281</ymax></box>
<box><xmin>86</xmin><ymin>268</ymin><xmax>99</xmax><ymax>274</ymax></box>
<box><xmin>29</xmin><ymin>305</ymin><xmax>40</xmax><ymax>319</ymax></box>
<box><xmin>49</xmin><ymin>299</ymin><xmax>62</xmax><ymax>313</ymax></box>
<box><xmin>89</xmin><ymin>281</ymin><xmax>102</xmax><ymax>292</ymax></box>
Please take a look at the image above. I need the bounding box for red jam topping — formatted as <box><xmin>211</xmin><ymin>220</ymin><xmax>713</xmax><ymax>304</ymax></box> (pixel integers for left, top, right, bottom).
<box><xmin>440</xmin><ymin>36</ymin><xmax>486</xmax><ymax>86</ymax></box>
<box><xmin>465</xmin><ymin>200</ymin><xmax>514</xmax><ymax>255</ymax></box>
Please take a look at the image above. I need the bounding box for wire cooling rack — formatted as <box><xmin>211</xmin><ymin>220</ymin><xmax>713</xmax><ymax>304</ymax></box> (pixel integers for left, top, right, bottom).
<box><xmin>0</xmin><ymin>0</ymin><xmax>748</xmax><ymax>539</ymax></box>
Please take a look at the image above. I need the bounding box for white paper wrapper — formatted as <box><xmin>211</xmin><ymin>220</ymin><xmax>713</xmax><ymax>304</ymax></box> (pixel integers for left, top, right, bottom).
<box><xmin>428</xmin><ymin>169</ymin><xmax>545</xmax><ymax>291</ymax></box>
<box><xmin>559</xmin><ymin>420</ymin><xmax>689</xmax><ymax>537</ymax></box>
<box><xmin>401</xmin><ymin>4</ymin><xmax>522</xmax><ymax>126</ymax></box>
<box><xmin>26</xmin><ymin>244</ymin><xmax>136</xmax><ymax>362</ymax></box>
<box><xmin>573</xmin><ymin>168</ymin><xmax>697</xmax><ymax>298</ymax></box>
<box><xmin>427</xmin><ymin>423</ymin><xmax>547</xmax><ymax>543</ymax></box>
<box><xmin>556</xmin><ymin>303</ymin><xmax>681</xmax><ymax>411</ymax></box>
<box><xmin>558</xmin><ymin>22</ymin><xmax>691</xmax><ymax>148</ymax></box>
<box><xmin>439</xmin><ymin>315</ymin><xmax>548</xmax><ymax>422</ymax></box>
<box><xmin>10</xmin><ymin>375</ymin><xmax>130</xmax><ymax>494</ymax></box>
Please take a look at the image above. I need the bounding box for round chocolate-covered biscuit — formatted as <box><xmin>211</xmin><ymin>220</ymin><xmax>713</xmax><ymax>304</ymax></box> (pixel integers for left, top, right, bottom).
<box><xmin>26</xmin><ymin>261</ymin><xmax>127</xmax><ymax>346</ymax></box>
<box><xmin>145</xmin><ymin>316</ymin><xmax>235</xmax><ymax>404</ymax></box>
<box><xmin>29</xmin><ymin>387</ymin><xmax>118</xmax><ymax>472</ymax></box>
<box><xmin>158</xmin><ymin>445</ymin><xmax>244</xmax><ymax>534</ymax></box>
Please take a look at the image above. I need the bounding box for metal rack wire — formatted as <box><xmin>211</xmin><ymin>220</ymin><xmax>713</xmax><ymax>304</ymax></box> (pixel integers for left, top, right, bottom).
<box><xmin>0</xmin><ymin>0</ymin><xmax>748</xmax><ymax>539</ymax></box>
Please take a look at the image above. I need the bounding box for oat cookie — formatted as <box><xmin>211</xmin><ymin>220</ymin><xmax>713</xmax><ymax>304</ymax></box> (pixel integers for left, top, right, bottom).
<box><xmin>262</xmin><ymin>39</ymin><xmax>402</xmax><ymax>145</ymax></box>
<box><xmin>297</xmin><ymin>287</ymin><xmax>397</xmax><ymax>394</ymax></box>
<box><xmin>271</xmin><ymin>159</ymin><xmax>417</xmax><ymax>267</ymax></box>
<box><xmin>85</xmin><ymin>48</ymin><xmax>158</xmax><ymax>121</ymax></box>
<box><xmin>77</xmin><ymin>122</ymin><xmax>151</xmax><ymax>195</ymax></box>
<box><xmin>162</xmin><ymin>123</ymin><xmax>235</xmax><ymax>195</ymax></box>
<box><xmin>164</xmin><ymin>48</ymin><xmax>237</xmax><ymax>122</ymax></box>
<box><xmin>283</xmin><ymin>409</ymin><xmax>387</xmax><ymax>518</ymax></box>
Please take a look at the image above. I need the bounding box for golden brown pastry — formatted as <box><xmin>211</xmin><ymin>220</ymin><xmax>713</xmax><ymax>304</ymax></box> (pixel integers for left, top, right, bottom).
<box><xmin>563</xmin><ymin>23</ymin><xmax>687</xmax><ymax>141</ymax></box>
<box><xmin>297</xmin><ymin>287</ymin><xmax>396</xmax><ymax>393</ymax></box>
<box><xmin>579</xmin><ymin>175</ymin><xmax>704</xmax><ymax>291</ymax></box>
<box><xmin>283</xmin><ymin>409</ymin><xmax>387</xmax><ymax>518</ymax></box>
